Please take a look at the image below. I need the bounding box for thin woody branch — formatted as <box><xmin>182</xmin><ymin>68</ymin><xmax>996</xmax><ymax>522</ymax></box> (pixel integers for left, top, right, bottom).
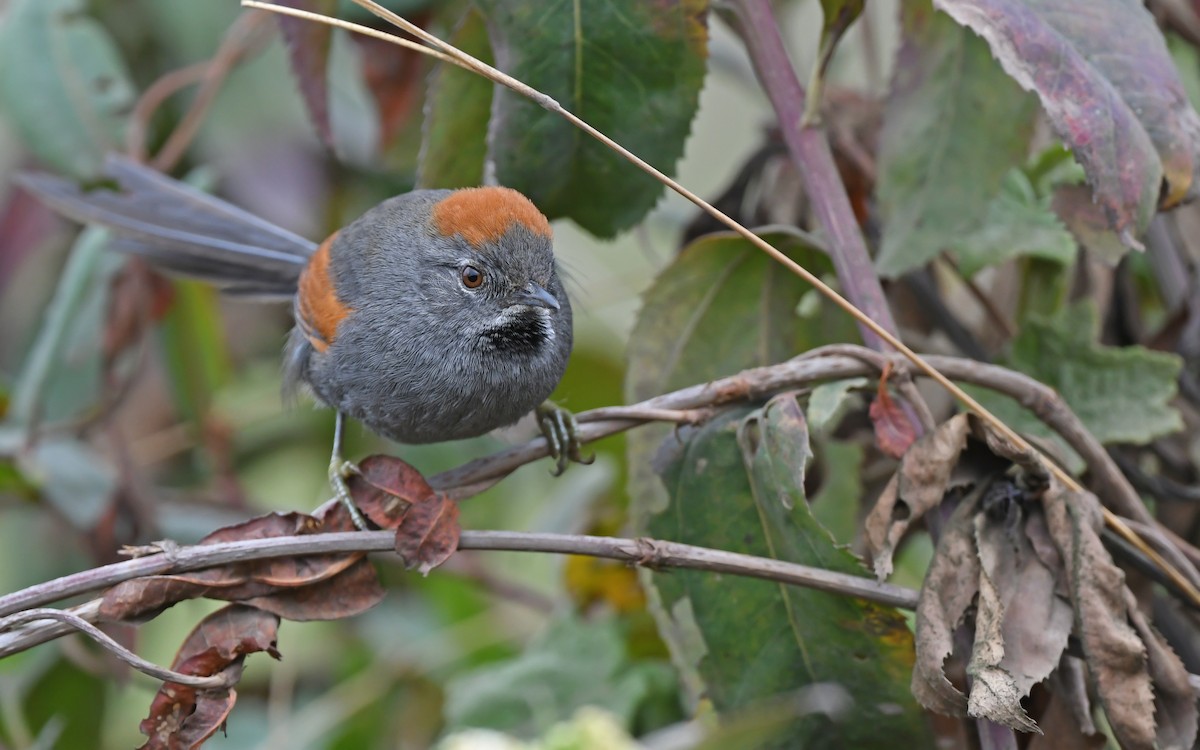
<box><xmin>0</xmin><ymin>530</ymin><xmax>919</xmax><ymax>661</ymax></box>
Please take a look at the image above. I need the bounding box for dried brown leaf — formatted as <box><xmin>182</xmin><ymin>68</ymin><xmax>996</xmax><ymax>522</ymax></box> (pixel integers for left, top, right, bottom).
<box><xmin>101</xmin><ymin>512</ymin><xmax>367</xmax><ymax>622</ymax></box>
<box><xmin>1043</xmin><ymin>484</ymin><xmax>1156</xmax><ymax>750</ymax></box>
<box><xmin>867</xmin><ymin>413</ymin><xmax>971</xmax><ymax>578</ymax></box>
<box><xmin>1125</xmin><ymin>589</ymin><xmax>1198</xmax><ymax>749</ymax></box>
<box><xmin>912</xmin><ymin>494</ymin><xmax>981</xmax><ymax>715</ymax></box>
<box><xmin>245</xmin><ymin>557</ymin><xmax>384</xmax><ymax>621</ymax></box>
<box><xmin>1028</xmin><ymin>677</ymin><xmax>1106</xmax><ymax>750</ymax></box>
<box><xmin>966</xmin><ymin>506</ymin><xmax>1071</xmax><ymax>733</ymax></box>
<box><xmin>394</xmin><ymin>494</ymin><xmax>461</xmax><ymax>575</ymax></box>
<box><xmin>349</xmin><ymin>454</ymin><xmax>438</xmax><ymax>529</ymax></box>
<box><xmin>138</xmin><ymin>605</ymin><xmax>279</xmax><ymax>750</ymax></box>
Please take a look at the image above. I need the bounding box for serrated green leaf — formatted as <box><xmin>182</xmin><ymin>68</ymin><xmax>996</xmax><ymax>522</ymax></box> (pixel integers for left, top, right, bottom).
<box><xmin>0</xmin><ymin>0</ymin><xmax>135</xmax><ymax>179</ymax></box>
<box><xmin>875</xmin><ymin>1</ymin><xmax>1037</xmax><ymax>277</ymax></box>
<box><xmin>952</xmin><ymin>169</ymin><xmax>1077</xmax><ymax>277</ymax></box>
<box><xmin>478</xmin><ymin>0</ymin><xmax>708</xmax><ymax>237</ymax></box>
<box><xmin>642</xmin><ymin>403</ymin><xmax>928</xmax><ymax>749</ymax></box>
<box><xmin>418</xmin><ymin>9</ymin><xmax>493</xmax><ymax>189</ymax></box>
<box><xmin>972</xmin><ymin>302</ymin><xmax>1183</xmax><ymax>466</ymax></box>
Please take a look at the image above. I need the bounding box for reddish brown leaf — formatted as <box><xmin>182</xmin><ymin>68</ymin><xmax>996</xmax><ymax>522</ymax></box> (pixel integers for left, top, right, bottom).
<box><xmin>935</xmin><ymin>0</ymin><xmax>1200</xmax><ymax>248</ymax></box>
<box><xmin>394</xmin><ymin>494</ymin><xmax>461</xmax><ymax>575</ymax></box>
<box><xmin>1125</xmin><ymin>589</ymin><xmax>1198</xmax><ymax>749</ymax></box>
<box><xmin>274</xmin><ymin>0</ymin><xmax>335</xmax><ymax>148</ymax></box>
<box><xmin>348</xmin><ymin>454</ymin><xmax>438</xmax><ymax>529</ymax></box>
<box><xmin>139</xmin><ymin>605</ymin><xmax>278</xmax><ymax>750</ymax></box>
<box><xmin>101</xmin><ymin>512</ymin><xmax>366</xmax><ymax>621</ymax></box>
<box><xmin>246</xmin><ymin>557</ymin><xmax>385</xmax><ymax>621</ymax></box>
<box><xmin>869</xmin><ymin>364</ymin><xmax>917</xmax><ymax>458</ymax></box>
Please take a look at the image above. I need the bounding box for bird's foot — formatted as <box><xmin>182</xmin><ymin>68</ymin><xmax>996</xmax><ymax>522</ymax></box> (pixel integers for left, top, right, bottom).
<box><xmin>328</xmin><ymin>456</ymin><xmax>370</xmax><ymax>530</ymax></box>
<box><xmin>536</xmin><ymin>401</ymin><xmax>594</xmax><ymax>476</ymax></box>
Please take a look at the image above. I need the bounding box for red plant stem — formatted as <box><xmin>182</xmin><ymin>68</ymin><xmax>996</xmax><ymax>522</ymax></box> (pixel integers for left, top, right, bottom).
<box><xmin>730</xmin><ymin>0</ymin><xmax>897</xmax><ymax>350</ymax></box>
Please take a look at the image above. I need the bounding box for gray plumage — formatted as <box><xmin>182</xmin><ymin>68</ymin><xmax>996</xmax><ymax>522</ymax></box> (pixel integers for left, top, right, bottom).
<box><xmin>20</xmin><ymin>158</ymin><xmax>573</xmax><ymax>446</ymax></box>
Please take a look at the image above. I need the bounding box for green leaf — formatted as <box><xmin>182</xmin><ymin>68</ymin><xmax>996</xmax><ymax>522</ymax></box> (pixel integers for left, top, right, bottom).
<box><xmin>158</xmin><ymin>280</ymin><xmax>233</xmax><ymax>427</ymax></box>
<box><xmin>418</xmin><ymin>9</ymin><xmax>494</xmax><ymax>189</ymax></box>
<box><xmin>0</xmin><ymin>655</ymin><xmax>106</xmax><ymax>750</ymax></box>
<box><xmin>443</xmin><ymin>614</ymin><xmax>676</xmax><ymax>738</ymax></box>
<box><xmin>7</xmin><ymin>227</ymin><xmax>123</xmax><ymax>428</ymax></box>
<box><xmin>643</xmin><ymin>401</ymin><xmax>929</xmax><ymax>749</ymax></box>
<box><xmin>625</xmin><ymin>230</ymin><xmax>857</xmax><ymax>527</ymax></box>
<box><xmin>805</xmin><ymin>377</ymin><xmax>867</xmax><ymax>433</ymax></box>
<box><xmin>875</xmin><ymin>1</ymin><xmax>1037</xmax><ymax>277</ymax></box>
<box><xmin>936</xmin><ymin>0</ymin><xmax>1199</xmax><ymax>233</ymax></box>
<box><xmin>809</xmin><ymin>439</ymin><xmax>864</xmax><ymax>546</ymax></box>
<box><xmin>477</xmin><ymin>0</ymin><xmax>708</xmax><ymax>237</ymax></box>
<box><xmin>972</xmin><ymin>301</ymin><xmax>1183</xmax><ymax>466</ymax></box>
<box><xmin>951</xmin><ymin>169</ymin><xmax>1077</xmax><ymax>277</ymax></box>
<box><xmin>0</xmin><ymin>0</ymin><xmax>135</xmax><ymax>179</ymax></box>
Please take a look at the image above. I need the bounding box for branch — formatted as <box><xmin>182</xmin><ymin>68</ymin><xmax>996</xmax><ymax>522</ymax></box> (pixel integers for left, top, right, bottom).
<box><xmin>727</xmin><ymin>0</ymin><xmax>898</xmax><ymax>348</ymax></box>
<box><xmin>0</xmin><ymin>530</ymin><xmax>918</xmax><ymax>660</ymax></box>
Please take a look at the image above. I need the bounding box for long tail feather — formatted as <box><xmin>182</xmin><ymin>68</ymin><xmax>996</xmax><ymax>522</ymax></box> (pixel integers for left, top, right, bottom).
<box><xmin>17</xmin><ymin>155</ymin><xmax>316</xmax><ymax>298</ymax></box>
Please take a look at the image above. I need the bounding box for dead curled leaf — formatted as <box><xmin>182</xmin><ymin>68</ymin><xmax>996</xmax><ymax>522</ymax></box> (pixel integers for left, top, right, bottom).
<box><xmin>138</xmin><ymin>605</ymin><xmax>279</xmax><ymax>750</ymax></box>
<box><xmin>895</xmin><ymin>414</ymin><xmax>1197</xmax><ymax>744</ymax></box>
<box><xmin>869</xmin><ymin>362</ymin><xmax>918</xmax><ymax>459</ymax></box>
<box><xmin>866</xmin><ymin>413</ymin><xmax>972</xmax><ymax>579</ymax></box>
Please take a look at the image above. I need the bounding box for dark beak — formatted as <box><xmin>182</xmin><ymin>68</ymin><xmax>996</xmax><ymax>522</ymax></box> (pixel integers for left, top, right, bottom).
<box><xmin>515</xmin><ymin>280</ymin><xmax>560</xmax><ymax>311</ymax></box>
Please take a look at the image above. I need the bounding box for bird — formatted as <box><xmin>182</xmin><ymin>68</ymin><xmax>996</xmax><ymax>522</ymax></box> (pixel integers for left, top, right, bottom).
<box><xmin>18</xmin><ymin>155</ymin><xmax>579</xmax><ymax>528</ymax></box>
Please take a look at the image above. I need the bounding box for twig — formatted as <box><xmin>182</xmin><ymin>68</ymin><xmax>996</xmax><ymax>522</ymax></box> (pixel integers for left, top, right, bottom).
<box><xmin>0</xmin><ymin>608</ymin><xmax>232</xmax><ymax>689</ymax></box>
<box><xmin>0</xmin><ymin>530</ymin><xmax>919</xmax><ymax>660</ymax></box>
<box><xmin>150</xmin><ymin>11</ymin><xmax>275</xmax><ymax>172</ymax></box>
<box><xmin>253</xmin><ymin>0</ymin><xmax>1197</xmax><ymax>605</ymax></box>
<box><xmin>727</xmin><ymin>0</ymin><xmax>898</xmax><ymax>349</ymax></box>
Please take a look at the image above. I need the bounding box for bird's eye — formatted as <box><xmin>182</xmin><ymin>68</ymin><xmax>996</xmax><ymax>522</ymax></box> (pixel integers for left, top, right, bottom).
<box><xmin>461</xmin><ymin>265</ymin><xmax>484</xmax><ymax>289</ymax></box>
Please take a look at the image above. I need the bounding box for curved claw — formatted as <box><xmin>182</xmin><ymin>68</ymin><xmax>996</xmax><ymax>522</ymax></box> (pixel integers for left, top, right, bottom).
<box><xmin>536</xmin><ymin>401</ymin><xmax>595</xmax><ymax>476</ymax></box>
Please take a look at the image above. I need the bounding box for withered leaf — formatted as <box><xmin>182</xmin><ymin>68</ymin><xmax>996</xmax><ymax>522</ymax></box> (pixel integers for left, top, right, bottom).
<box><xmin>1125</xmin><ymin>590</ymin><xmax>1198</xmax><ymax>749</ymax></box>
<box><xmin>912</xmin><ymin>494</ymin><xmax>980</xmax><ymax>715</ymax></box>
<box><xmin>966</xmin><ymin>507</ymin><xmax>1071</xmax><ymax>733</ymax></box>
<box><xmin>394</xmin><ymin>494</ymin><xmax>461</xmax><ymax>575</ymax></box>
<box><xmin>1043</xmin><ymin>484</ymin><xmax>1156</xmax><ymax>750</ymax></box>
<box><xmin>245</xmin><ymin>557</ymin><xmax>384</xmax><ymax>621</ymax></box>
<box><xmin>869</xmin><ymin>367</ymin><xmax>917</xmax><ymax>458</ymax></box>
<box><xmin>867</xmin><ymin>413</ymin><xmax>971</xmax><ymax>578</ymax></box>
<box><xmin>138</xmin><ymin>605</ymin><xmax>279</xmax><ymax>750</ymax></box>
<box><xmin>348</xmin><ymin>454</ymin><xmax>439</xmax><ymax>529</ymax></box>
<box><xmin>101</xmin><ymin>512</ymin><xmax>367</xmax><ymax>622</ymax></box>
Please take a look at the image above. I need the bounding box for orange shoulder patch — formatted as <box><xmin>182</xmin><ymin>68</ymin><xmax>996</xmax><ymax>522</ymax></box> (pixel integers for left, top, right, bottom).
<box><xmin>296</xmin><ymin>232</ymin><xmax>351</xmax><ymax>353</ymax></box>
<box><xmin>430</xmin><ymin>187</ymin><xmax>551</xmax><ymax>248</ymax></box>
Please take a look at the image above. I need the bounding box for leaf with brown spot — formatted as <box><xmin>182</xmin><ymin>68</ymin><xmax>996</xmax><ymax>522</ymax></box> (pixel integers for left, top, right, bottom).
<box><xmin>246</xmin><ymin>557</ymin><xmax>384</xmax><ymax>621</ymax></box>
<box><xmin>866</xmin><ymin>413</ymin><xmax>971</xmax><ymax>578</ymax></box>
<box><xmin>394</xmin><ymin>494</ymin><xmax>461</xmax><ymax>575</ymax></box>
<box><xmin>1042</xmin><ymin>484</ymin><xmax>1156</xmax><ymax>750</ymax></box>
<box><xmin>348</xmin><ymin>454</ymin><xmax>438</xmax><ymax>529</ymax></box>
<box><xmin>138</xmin><ymin>605</ymin><xmax>279</xmax><ymax>750</ymax></box>
<box><xmin>935</xmin><ymin>0</ymin><xmax>1200</xmax><ymax>250</ymax></box>
<box><xmin>911</xmin><ymin>494</ymin><xmax>980</xmax><ymax>716</ymax></box>
<box><xmin>274</xmin><ymin>0</ymin><xmax>335</xmax><ymax>148</ymax></box>
<box><xmin>869</xmin><ymin>364</ymin><xmax>917</xmax><ymax>458</ymax></box>
<box><xmin>1125</xmin><ymin>589</ymin><xmax>1198</xmax><ymax>749</ymax></box>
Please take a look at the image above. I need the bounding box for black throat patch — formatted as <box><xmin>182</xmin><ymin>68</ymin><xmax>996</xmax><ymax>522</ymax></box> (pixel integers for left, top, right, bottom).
<box><xmin>482</xmin><ymin>309</ymin><xmax>551</xmax><ymax>355</ymax></box>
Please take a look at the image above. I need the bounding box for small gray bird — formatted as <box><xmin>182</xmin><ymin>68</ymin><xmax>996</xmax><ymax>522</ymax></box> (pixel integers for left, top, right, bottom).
<box><xmin>19</xmin><ymin>156</ymin><xmax>576</xmax><ymax>527</ymax></box>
